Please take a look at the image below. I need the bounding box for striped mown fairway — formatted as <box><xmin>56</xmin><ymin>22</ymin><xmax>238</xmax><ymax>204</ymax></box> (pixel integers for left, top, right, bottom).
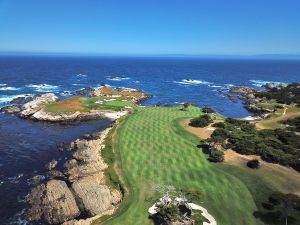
<box><xmin>104</xmin><ymin>106</ymin><xmax>264</xmax><ymax>225</ymax></box>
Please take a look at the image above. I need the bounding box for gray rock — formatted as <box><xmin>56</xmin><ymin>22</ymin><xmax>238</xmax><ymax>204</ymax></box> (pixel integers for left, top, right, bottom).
<box><xmin>71</xmin><ymin>174</ymin><xmax>121</xmax><ymax>216</ymax></box>
<box><xmin>9</xmin><ymin>96</ymin><xmax>33</xmax><ymax>105</ymax></box>
<box><xmin>75</xmin><ymin>87</ymin><xmax>95</xmax><ymax>97</ymax></box>
<box><xmin>47</xmin><ymin>170</ymin><xmax>65</xmax><ymax>179</ymax></box>
<box><xmin>20</xmin><ymin>93</ymin><xmax>59</xmax><ymax>117</ymax></box>
<box><xmin>46</xmin><ymin>160</ymin><xmax>58</xmax><ymax>171</ymax></box>
<box><xmin>0</xmin><ymin>105</ymin><xmax>21</xmax><ymax>114</ymax></box>
<box><xmin>26</xmin><ymin>180</ymin><xmax>80</xmax><ymax>224</ymax></box>
<box><xmin>264</xmin><ymin>82</ymin><xmax>276</xmax><ymax>89</ymax></box>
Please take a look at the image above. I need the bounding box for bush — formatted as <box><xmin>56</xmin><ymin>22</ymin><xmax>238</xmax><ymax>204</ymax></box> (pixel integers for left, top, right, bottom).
<box><xmin>247</xmin><ymin>159</ymin><xmax>260</xmax><ymax>169</ymax></box>
<box><xmin>208</xmin><ymin>150</ymin><xmax>224</xmax><ymax>162</ymax></box>
<box><xmin>156</xmin><ymin>203</ymin><xmax>180</xmax><ymax>222</ymax></box>
<box><xmin>202</xmin><ymin>107</ymin><xmax>215</xmax><ymax>113</ymax></box>
<box><xmin>189</xmin><ymin>114</ymin><xmax>213</xmax><ymax>127</ymax></box>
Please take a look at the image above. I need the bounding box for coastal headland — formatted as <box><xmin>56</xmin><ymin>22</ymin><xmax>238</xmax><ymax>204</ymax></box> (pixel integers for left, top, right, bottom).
<box><xmin>2</xmin><ymin>83</ymin><xmax>300</xmax><ymax>225</ymax></box>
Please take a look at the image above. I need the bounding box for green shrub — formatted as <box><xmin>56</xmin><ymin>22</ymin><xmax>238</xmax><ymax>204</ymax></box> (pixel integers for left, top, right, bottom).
<box><xmin>189</xmin><ymin>114</ymin><xmax>213</xmax><ymax>127</ymax></box>
<box><xmin>208</xmin><ymin>150</ymin><xmax>224</xmax><ymax>162</ymax></box>
<box><xmin>202</xmin><ymin>107</ymin><xmax>215</xmax><ymax>113</ymax></box>
<box><xmin>247</xmin><ymin>159</ymin><xmax>260</xmax><ymax>169</ymax></box>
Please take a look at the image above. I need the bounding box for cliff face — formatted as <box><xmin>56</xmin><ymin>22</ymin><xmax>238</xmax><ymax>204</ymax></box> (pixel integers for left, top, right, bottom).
<box><xmin>25</xmin><ymin>125</ymin><xmax>125</xmax><ymax>224</ymax></box>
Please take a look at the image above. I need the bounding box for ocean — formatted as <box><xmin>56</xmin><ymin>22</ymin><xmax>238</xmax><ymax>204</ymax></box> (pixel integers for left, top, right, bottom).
<box><xmin>0</xmin><ymin>56</ymin><xmax>300</xmax><ymax>224</ymax></box>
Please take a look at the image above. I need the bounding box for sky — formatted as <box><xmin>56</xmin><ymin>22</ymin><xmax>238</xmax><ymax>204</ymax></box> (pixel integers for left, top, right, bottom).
<box><xmin>0</xmin><ymin>0</ymin><xmax>300</xmax><ymax>56</ymax></box>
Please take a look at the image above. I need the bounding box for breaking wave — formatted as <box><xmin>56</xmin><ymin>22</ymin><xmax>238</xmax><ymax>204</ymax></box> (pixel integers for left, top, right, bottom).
<box><xmin>0</xmin><ymin>94</ymin><xmax>33</xmax><ymax>105</ymax></box>
<box><xmin>0</xmin><ymin>86</ymin><xmax>21</xmax><ymax>91</ymax></box>
<box><xmin>26</xmin><ymin>84</ymin><xmax>59</xmax><ymax>92</ymax></box>
<box><xmin>174</xmin><ymin>79</ymin><xmax>211</xmax><ymax>85</ymax></box>
<box><xmin>106</xmin><ymin>76</ymin><xmax>130</xmax><ymax>81</ymax></box>
<box><xmin>250</xmin><ymin>80</ymin><xmax>285</xmax><ymax>87</ymax></box>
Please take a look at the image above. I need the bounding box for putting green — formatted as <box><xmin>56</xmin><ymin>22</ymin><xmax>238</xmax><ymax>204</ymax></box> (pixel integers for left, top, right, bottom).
<box><xmin>103</xmin><ymin>106</ymin><xmax>264</xmax><ymax>225</ymax></box>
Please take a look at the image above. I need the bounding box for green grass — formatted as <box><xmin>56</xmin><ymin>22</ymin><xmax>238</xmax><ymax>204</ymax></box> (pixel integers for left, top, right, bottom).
<box><xmin>46</xmin><ymin>96</ymin><xmax>135</xmax><ymax>113</ymax></box>
<box><xmin>99</xmin><ymin>106</ymin><xmax>271</xmax><ymax>225</ymax></box>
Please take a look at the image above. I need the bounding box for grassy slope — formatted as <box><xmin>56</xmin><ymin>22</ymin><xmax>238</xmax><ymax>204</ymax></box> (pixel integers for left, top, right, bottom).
<box><xmin>102</xmin><ymin>106</ymin><xmax>265</xmax><ymax>225</ymax></box>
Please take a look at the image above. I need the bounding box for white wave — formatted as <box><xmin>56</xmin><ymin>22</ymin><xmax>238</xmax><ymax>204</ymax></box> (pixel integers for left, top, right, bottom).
<box><xmin>76</xmin><ymin>73</ymin><xmax>87</xmax><ymax>77</ymax></box>
<box><xmin>0</xmin><ymin>94</ymin><xmax>33</xmax><ymax>104</ymax></box>
<box><xmin>26</xmin><ymin>84</ymin><xmax>59</xmax><ymax>92</ymax></box>
<box><xmin>60</xmin><ymin>91</ymin><xmax>72</xmax><ymax>96</ymax></box>
<box><xmin>0</xmin><ymin>86</ymin><xmax>20</xmax><ymax>91</ymax></box>
<box><xmin>174</xmin><ymin>79</ymin><xmax>211</xmax><ymax>85</ymax></box>
<box><xmin>209</xmin><ymin>85</ymin><xmax>222</xmax><ymax>88</ymax></box>
<box><xmin>72</xmin><ymin>83</ymin><xmax>82</xmax><ymax>86</ymax></box>
<box><xmin>8</xmin><ymin>208</ymin><xmax>29</xmax><ymax>225</ymax></box>
<box><xmin>106</xmin><ymin>76</ymin><xmax>130</xmax><ymax>81</ymax></box>
<box><xmin>0</xmin><ymin>83</ymin><xmax>7</xmax><ymax>86</ymax></box>
<box><xmin>250</xmin><ymin>80</ymin><xmax>285</xmax><ymax>87</ymax></box>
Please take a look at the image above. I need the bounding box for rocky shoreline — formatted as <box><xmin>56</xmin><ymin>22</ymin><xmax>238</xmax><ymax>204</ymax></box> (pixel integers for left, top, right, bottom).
<box><xmin>0</xmin><ymin>86</ymin><xmax>150</xmax><ymax>224</ymax></box>
<box><xmin>225</xmin><ymin>82</ymin><xmax>287</xmax><ymax>118</ymax></box>
<box><xmin>25</xmin><ymin>116</ymin><xmax>126</xmax><ymax>225</ymax></box>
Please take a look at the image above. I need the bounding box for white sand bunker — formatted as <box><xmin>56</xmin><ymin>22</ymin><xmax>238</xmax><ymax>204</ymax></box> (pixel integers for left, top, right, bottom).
<box><xmin>187</xmin><ymin>203</ymin><xmax>217</xmax><ymax>225</ymax></box>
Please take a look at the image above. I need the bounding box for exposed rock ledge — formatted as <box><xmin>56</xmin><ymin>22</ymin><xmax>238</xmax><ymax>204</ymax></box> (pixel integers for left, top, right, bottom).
<box><xmin>25</xmin><ymin>118</ymin><xmax>125</xmax><ymax>224</ymax></box>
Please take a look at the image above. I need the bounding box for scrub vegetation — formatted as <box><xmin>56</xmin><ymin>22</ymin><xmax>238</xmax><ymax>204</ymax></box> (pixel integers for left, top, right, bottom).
<box><xmin>46</xmin><ymin>96</ymin><xmax>135</xmax><ymax>113</ymax></box>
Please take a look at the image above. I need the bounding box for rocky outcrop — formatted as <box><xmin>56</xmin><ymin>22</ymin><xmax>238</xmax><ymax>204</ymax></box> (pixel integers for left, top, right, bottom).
<box><xmin>30</xmin><ymin>108</ymin><xmax>127</xmax><ymax>122</ymax></box>
<box><xmin>9</xmin><ymin>95</ymin><xmax>33</xmax><ymax>105</ymax></box>
<box><xmin>228</xmin><ymin>86</ymin><xmax>272</xmax><ymax>115</ymax></box>
<box><xmin>26</xmin><ymin>126</ymin><xmax>123</xmax><ymax>224</ymax></box>
<box><xmin>25</xmin><ymin>180</ymin><xmax>81</xmax><ymax>224</ymax></box>
<box><xmin>46</xmin><ymin>160</ymin><xmax>58</xmax><ymax>171</ymax></box>
<box><xmin>75</xmin><ymin>87</ymin><xmax>95</xmax><ymax>97</ymax></box>
<box><xmin>72</xmin><ymin>174</ymin><xmax>121</xmax><ymax>216</ymax></box>
<box><xmin>64</xmin><ymin>136</ymin><xmax>108</xmax><ymax>182</ymax></box>
<box><xmin>19</xmin><ymin>93</ymin><xmax>58</xmax><ymax>117</ymax></box>
<box><xmin>0</xmin><ymin>105</ymin><xmax>21</xmax><ymax>114</ymax></box>
<box><xmin>229</xmin><ymin>86</ymin><xmax>257</xmax><ymax>96</ymax></box>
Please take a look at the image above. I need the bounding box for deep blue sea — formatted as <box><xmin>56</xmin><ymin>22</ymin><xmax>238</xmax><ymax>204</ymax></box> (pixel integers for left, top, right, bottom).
<box><xmin>0</xmin><ymin>56</ymin><xmax>300</xmax><ymax>224</ymax></box>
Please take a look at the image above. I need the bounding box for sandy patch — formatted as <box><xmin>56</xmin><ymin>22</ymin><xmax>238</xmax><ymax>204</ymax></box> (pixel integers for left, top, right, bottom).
<box><xmin>179</xmin><ymin>119</ymin><xmax>223</xmax><ymax>140</ymax></box>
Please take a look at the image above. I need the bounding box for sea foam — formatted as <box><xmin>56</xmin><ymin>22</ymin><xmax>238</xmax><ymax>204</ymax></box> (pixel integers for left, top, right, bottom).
<box><xmin>250</xmin><ymin>80</ymin><xmax>285</xmax><ymax>87</ymax></box>
<box><xmin>0</xmin><ymin>86</ymin><xmax>20</xmax><ymax>91</ymax></box>
<box><xmin>0</xmin><ymin>94</ymin><xmax>33</xmax><ymax>104</ymax></box>
<box><xmin>174</xmin><ymin>79</ymin><xmax>211</xmax><ymax>85</ymax></box>
<box><xmin>26</xmin><ymin>84</ymin><xmax>59</xmax><ymax>92</ymax></box>
<box><xmin>106</xmin><ymin>76</ymin><xmax>130</xmax><ymax>81</ymax></box>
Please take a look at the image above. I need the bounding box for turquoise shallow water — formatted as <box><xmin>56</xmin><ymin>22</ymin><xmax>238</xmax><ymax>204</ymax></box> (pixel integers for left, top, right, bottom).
<box><xmin>0</xmin><ymin>56</ymin><xmax>300</xmax><ymax>224</ymax></box>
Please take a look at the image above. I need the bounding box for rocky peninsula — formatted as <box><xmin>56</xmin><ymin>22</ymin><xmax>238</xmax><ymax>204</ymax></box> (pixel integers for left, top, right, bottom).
<box><xmin>0</xmin><ymin>86</ymin><xmax>150</xmax><ymax>224</ymax></box>
<box><xmin>1</xmin><ymin>86</ymin><xmax>150</xmax><ymax>122</ymax></box>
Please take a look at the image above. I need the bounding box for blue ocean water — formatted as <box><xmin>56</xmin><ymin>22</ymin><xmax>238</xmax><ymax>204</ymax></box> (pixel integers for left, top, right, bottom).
<box><xmin>1</xmin><ymin>56</ymin><xmax>300</xmax><ymax>117</ymax></box>
<box><xmin>0</xmin><ymin>56</ymin><xmax>300</xmax><ymax>224</ymax></box>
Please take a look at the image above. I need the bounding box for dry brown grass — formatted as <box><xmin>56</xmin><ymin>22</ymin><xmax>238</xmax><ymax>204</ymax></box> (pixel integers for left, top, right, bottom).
<box><xmin>179</xmin><ymin>119</ymin><xmax>223</xmax><ymax>140</ymax></box>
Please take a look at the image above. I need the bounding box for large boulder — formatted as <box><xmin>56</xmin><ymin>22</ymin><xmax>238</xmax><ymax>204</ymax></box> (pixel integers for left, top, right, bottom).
<box><xmin>71</xmin><ymin>174</ymin><xmax>121</xmax><ymax>216</ymax></box>
<box><xmin>20</xmin><ymin>93</ymin><xmax>58</xmax><ymax>117</ymax></box>
<box><xmin>26</xmin><ymin>180</ymin><xmax>80</xmax><ymax>224</ymax></box>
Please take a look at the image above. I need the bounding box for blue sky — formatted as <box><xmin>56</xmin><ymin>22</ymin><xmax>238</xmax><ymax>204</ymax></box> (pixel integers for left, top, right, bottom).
<box><xmin>0</xmin><ymin>0</ymin><xmax>300</xmax><ymax>55</ymax></box>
